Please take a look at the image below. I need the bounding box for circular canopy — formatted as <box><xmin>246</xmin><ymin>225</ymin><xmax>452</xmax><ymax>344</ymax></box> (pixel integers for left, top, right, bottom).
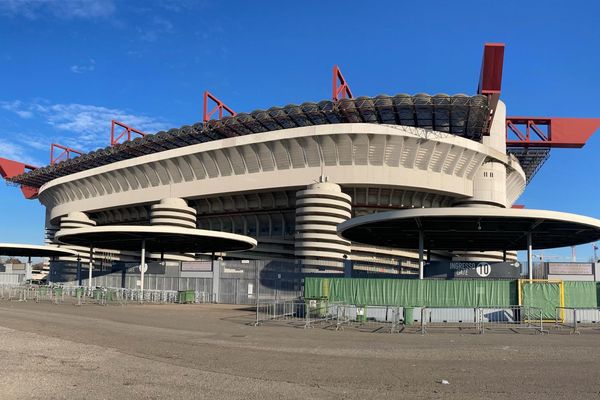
<box><xmin>54</xmin><ymin>225</ymin><xmax>257</xmax><ymax>253</ymax></box>
<box><xmin>0</xmin><ymin>243</ymin><xmax>79</xmax><ymax>257</ymax></box>
<box><xmin>338</xmin><ymin>208</ymin><xmax>600</xmax><ymax>251</ymax></box>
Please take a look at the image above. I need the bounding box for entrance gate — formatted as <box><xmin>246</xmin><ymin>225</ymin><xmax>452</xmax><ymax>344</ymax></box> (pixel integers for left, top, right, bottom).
<box><xmin>519</xmin><ymin>279</ymin><xmax>564</xmax><ymax>321</ymax></box>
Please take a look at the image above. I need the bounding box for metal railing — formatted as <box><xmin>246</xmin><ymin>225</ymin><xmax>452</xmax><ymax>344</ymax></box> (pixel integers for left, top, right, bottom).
<box><xmin>335</xmin><ymin>305</ymin><xmax>403</xmax><ymax>333</ymax></box>
<box><xmin>420</xmin><ymin>307</ymin><xmax>481</xmax><ymax>334</ymax></box>
<box><xmin>255</xmin><ymin>299</ymin><xmax>305</xmax><ymax>326</ymax></box>
<box><xmin>478</xmin><ymin>306</ymin><xmax>546</xmax><ymax>334</ymax></box>
<box><xmin>0</xmin><ymin>284</ymin><xmax>201</xmax><ymax>306</ymax></box>
<box><xmin>555</xmin><ymin>307</ymin><xmax>600</xmax><ymax>334</ymax></box>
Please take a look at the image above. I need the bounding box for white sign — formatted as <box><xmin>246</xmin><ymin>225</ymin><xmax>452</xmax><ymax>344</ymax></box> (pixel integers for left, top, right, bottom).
<box><xmin>138</xmin><ymin>264</ymin><xmax>148</xmax><ymax>273</ymax></box>
<box><xmin>548</xmin><ymin>262</ymin><xmax>592</xmax><ymax>275</ymax></box>
<box><xmin>247</xmin><ymin>283</ymin><xmax>253</xmax><ymax>295</ymax></box>
<box><xmin>476</xmin><ymin>262</ymin><xmax>491</xmax><ymax>277</ymax></box>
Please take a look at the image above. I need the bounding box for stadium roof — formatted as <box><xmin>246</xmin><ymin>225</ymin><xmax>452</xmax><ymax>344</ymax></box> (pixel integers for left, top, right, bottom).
<box><xmin>7</xmin><ymin>94</ymin><xmax>490</xmax><ymax>188</ymax></box>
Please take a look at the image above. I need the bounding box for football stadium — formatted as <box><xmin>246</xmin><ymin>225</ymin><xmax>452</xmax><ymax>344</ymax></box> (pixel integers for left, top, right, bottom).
<box><xmin>1</xmin><ymin>43</ymin><xmax>600</xmax><ymax>329</ymax></box>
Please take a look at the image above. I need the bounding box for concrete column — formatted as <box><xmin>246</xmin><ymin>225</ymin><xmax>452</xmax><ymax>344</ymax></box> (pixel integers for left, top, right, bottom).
<box><xmin>418</xmin><ymin>231</ymin><xmax>424</xmax><ymax>280</ymax></box>
<box><xmin>212</xmin><ymin>256</ymin><xmax>220</xmax><ymax>303</ymax></box>
<box><xmin>527</xmin><ymin>232</ymin><xmax>533</xmax><ymax>282</ymax></box>
<box><xmin>26</xmin><ymin>256</ymin><xmax>32</xmax><ymax>281</ymax></box>
<box><xmin>88</xmin><ymin>245</ymin><xmax>94</xmax><ymax>288</ymax></box>
<box><xmin>140</xmin><ymin>239</ymin><xmax>146</xmax><ymax>293</ymax></box>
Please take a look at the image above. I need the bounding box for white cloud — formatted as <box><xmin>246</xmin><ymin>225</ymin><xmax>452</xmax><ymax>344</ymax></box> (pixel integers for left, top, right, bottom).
<box><xmin>70</xmin><ymin>59</ymin><xmax>96</xmax><ymax>74</ymax></box>
<box><xmin>138</xmin><ymin>16</ymin><xmax>175</xmax><ymax>42</ymax></box>
<box><xmin>0</xmin><ymin>138</ymin><xmax>41</xmax><ymax>166</ymax></box>
<box><xmin>1</xmin><ymin>100</ymin><xmax>171</xmax><ymax>151</ymax></box>
<box><xmin>0</xmin><ymin>0</ymin><xmax>115</xmax><ymax>19</ymax></box>
<box><xmin>1</xmin><ymin>100</ymin><xmax>33</xmax><ymax>118</ymax></box>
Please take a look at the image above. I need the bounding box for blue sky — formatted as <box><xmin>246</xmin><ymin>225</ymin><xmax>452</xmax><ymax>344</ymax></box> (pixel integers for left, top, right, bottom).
<box><xmin>0</xmin><ymin>0</ymin><xmax>598</xmax><ymax>261</ymax></box>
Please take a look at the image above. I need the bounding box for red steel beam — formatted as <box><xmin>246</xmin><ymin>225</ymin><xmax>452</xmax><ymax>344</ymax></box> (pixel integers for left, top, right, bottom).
<box><xmin>111</xmin><ymin>120</ymin><xmax>147</xmax><ymax>146</ymax></box>
<box><xmin>203</xmin><ymin>91</ymin><xmax>236</xmax><ymax>122</ymax></box>
<box><xmin>50</xmin><ymin>143</ymin><xmax>84</xmax><ymax>165</ymax></box>
<box><xmin>0</xmin><ymin>157</ymin><xmax>38</xmax><ymax>199</ymax></box>
<box><xmin>478</xmin><ymin>43</ymin><xmax>505</xmax><ymax>134</ymax></box>
<box><xmin>332</xmin><ymin>65</ymin><xmax>353</xmax><ymax>101</ymax></box>
<box><xmin>506</xmin><ymin>117</ymin><xmax>600</xmax><ymax>148</ymax></box>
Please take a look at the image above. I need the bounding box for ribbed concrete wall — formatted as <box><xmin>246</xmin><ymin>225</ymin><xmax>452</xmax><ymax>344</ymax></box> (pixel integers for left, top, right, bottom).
<box><xmin>295</xmin><ymin>178</ymin><xmax>351</xmax><ymax>263</ymax></box>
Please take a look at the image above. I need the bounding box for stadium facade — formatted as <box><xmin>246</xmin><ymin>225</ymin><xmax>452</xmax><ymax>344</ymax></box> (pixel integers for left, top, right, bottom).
<box><xmin>1</xmin><ymin>43</ymin><xmax>599</xmax><ymax>277</ymax></box>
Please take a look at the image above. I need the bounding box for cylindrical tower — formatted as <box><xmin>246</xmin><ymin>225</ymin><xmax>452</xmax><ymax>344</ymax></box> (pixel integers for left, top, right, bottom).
<box><xmin>295</xmin><ymin>177</ymin><xmax>351</xmax><ymax>270</ymax></box>
<box><xmin>150</xmin><ymin>197</ymin><xmax>197</xmax><ymax>228</ymax></box>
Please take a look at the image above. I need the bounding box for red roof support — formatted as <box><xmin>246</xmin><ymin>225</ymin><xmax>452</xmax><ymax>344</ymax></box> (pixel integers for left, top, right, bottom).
<box><xmin>203</xmin><ymin>91</ymin><xmax>236</xmax><ymax>122</ymax></box>
<box><xmin>111</xmin><ymin>120</ymin><xmax>147</xmax><ymax>146</ymax></box>
<box><xmin>332</xmin><ymin>65</ymin><xmax>353</xmax><ymax>101</ymax></box>
<box><xmin>50</xmin><ymin>143</ymin><xmax>84</xmax><ymax>165</ymax></box>
<box><xmin>478</xmin><ymin>43</ymin><xmax>505</xmax><ymax>134</ymax></box>
<box><xmin>506</xmin><ymin>117</ymin><xmax>600</xmax><ymax>148</ymax></box>
<box><xmin>0</xmin><ymin>157</ymin><xmax>38</xmax><ymax>199</ymax></box>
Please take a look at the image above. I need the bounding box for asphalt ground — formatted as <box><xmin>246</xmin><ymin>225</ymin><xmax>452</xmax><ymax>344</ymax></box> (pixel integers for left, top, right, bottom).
<box><xmin>0</xmin><ymin>301</ymin><xmax>599</xmax><ymax>399</ymax></box>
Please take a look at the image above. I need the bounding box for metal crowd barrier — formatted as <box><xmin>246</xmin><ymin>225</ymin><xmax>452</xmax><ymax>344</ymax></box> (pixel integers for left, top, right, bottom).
<box><xmin>555</xmin><ymin>307</ymin><xmax>600</xmax><ymax>334</ymax></box>
<box><xmin>420</xmin><ymin>307</ymin><xmax>481</xmax><ymax>334</ymax></box>
<box><xmin>479</xmin><ymin>306</ymin><xmax>546</xmax><ymax>334</ymax></box>
<box><xmin>254</xmin><ymin>300</ymin><xmax>305</xmax><ymax>326</ymax></box>
<box><xmin>335</xmin><ymin>305</ymin><xmax>403</xmax><ymax>333</ymax></box>
<box><xmin>304</xmin><ymin>301</ymin><xmax>339</xmax><ymax>328</ymax></box>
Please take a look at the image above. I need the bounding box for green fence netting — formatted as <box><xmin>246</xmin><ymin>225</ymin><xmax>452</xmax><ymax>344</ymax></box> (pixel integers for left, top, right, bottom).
<box><xmin>304</xmin><ymin>278</ymin><xmax>517</xmax><ymax>307</ymax></box>
<box><xmin>563</xmin><ymin>281</ymin><xmax>598</xmax><ymax>308</ymax></box>
<box><xmin>521</xmin><ymin>282</ymin><xmax>561</xmax><ymax>320</ymax></box>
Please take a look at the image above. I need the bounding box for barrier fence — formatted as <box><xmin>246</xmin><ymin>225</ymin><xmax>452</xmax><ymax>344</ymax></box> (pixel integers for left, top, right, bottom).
<box><xmin>0</xmin><ymin>284</ymin><xmax>210</xmax><ymax>306</ymax></box>
<box><xmin>555</xmin><ymin>307</ymin><xmax>600</xmax><ymax>334</ymax></box>
<box><xmin>255</xmin><ymin>300</ymin><xmax>552</xmax><ymax>334</ymax></box>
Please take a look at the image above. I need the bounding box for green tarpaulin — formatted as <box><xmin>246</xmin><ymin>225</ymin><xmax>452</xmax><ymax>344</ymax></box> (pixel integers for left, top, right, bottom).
<box><xmin>304</xmin><ymin>278</ymin><xmax>517</xmax><ymax>307</ymax></box>
<box><xmin>563</xmin><ymin>281</ymin><xmax>598</xmax><ymax>308</ymax></box>
<box><xmin>521</xmin><ymin>282</ymin><xmax>560</xmax><ymax>320</ymax></box>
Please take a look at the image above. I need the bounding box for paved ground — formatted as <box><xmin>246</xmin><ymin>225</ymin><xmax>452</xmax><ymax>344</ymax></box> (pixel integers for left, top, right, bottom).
<box><xmin>0</xmin><ymin>301</ymin><xmax>599</xmax><ymax>399</ymax></box>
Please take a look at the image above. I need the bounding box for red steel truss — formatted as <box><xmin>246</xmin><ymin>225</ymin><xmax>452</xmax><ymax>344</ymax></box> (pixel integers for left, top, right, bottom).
<box><xmin>478</xmin><ymin>43</ymin><xmax>505</xmax><ymax>134</ymax></box>
<box><xmin>0</xmin><ymin>158</ymin><xmax>38</xmax><ymax>199</ymax></box>
<box><xmin>332</xmin><ymin>65</ymin><xmax>353</xmax><ymax>101</ymax></box>
<box><xmin>111</xmin><ymin>120</ymin><xmax>147</xmax><ymax>146</ymax></box>
<box><xmin>506</xmin><ymin>117</ymin><xmax>600</xmax><ymax>148</ymax></box>
<box><xmin>203</xmin><ymin>91</ymin><xmax>236</xmax><ymax>122</ymax></box>
<box><xmin>50</xmin><ymin>143</ymin><xmax>84</xmax><ymax>165</ymax></box>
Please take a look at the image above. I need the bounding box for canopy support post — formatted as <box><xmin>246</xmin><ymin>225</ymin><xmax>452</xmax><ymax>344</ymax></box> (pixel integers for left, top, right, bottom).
<box><xmin>503</xmin><ymin>250</ymin><xmax>507</xmax><ymax>262</ymax></box>
<box><xmin>418</xmin><ymin>231</ymin><xmax>424</xmax><ymax>280</ymax></box>
<box><xmin>25</xmin><ymin>256</ymin><xmax>32</xmax><ymax>282</ymax></box>
<box><xmin>527</xmin><ymin>232</ymin><xmax>533</xmax><ymax>281</ymax></box>
<box><xmin>88</xmin><ymin>245</ymin><xmax>94</xmax><ymax>288</ymax></box>
<box><xmin>140</xmin><ymin>239</ymin><xmax>146</xmax><ymax>295</ymax></box>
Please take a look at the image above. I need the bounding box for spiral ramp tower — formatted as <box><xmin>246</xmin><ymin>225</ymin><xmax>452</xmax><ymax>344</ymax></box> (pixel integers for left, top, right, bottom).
<box><xmin>150</xmin><ymin>198</ymin><xmax>197</xmax><ymax>228</ymax></box>
<box><xmin>295</xmin><ymin>177</ymin><xmax>352</xmax><ymax>271</ymax></box>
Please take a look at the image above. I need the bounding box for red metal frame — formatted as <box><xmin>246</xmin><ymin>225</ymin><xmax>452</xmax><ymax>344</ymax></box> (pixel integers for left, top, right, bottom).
<box><xmin>203</xmin><ymin>91</ymin><xmax>236</xmax><ymax>122</ymax></box>
<box><xmin>506</xmin><ymin>117</ymin><xmax>600</xmax><ymax>148</ymax></box>
<box><xmin>0</xmin><ymin>157</ymin><xmax>38</xmax><ymax>199</ymax></box>
<box><xmin>50</xmin><ymin>143</ymin><xmax>84</xmax><ymax>165</ymax></box>
<box><xmin>478</xmin><ymin>43</ymin><xmax>505</xmax><ymax>134</ymax></box>
<box><xmin>110</xmin><ymin>120</ymin><xmax>147</xmax><ymax>146</ymax></box>
<box><xmin>332</xmin><ymin>65</ymin><xmax>353</xmax><ymax>101</ymax></box>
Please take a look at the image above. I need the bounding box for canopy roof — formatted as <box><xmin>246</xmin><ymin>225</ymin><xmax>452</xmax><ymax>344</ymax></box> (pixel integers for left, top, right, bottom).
<box><xmin>338</xmin><ymin>208</ymin><xmax>600</xmax><ymax>251</ymax></box>
<box><xmin>8</xmin><ymin>94</ymin><xmax>489</xmax><ymax>188</ymax></box>
<box><xmin>0</xmin><ymin>243</ymin><xmax>79</xmax><ymax>257</ymax></box>
<box><xmin>54</xmin><ymin>225</ymin><xmax>257</xmax><ymax>253</ymax></box>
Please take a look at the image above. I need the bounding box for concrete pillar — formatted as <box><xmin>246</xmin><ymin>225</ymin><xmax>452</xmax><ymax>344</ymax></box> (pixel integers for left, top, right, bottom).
<box><xmin>212</xmin><ymin>257</ymin><xmax>220</xmax><ymax>303</ymax></box>
<box><xmin>418</xmin><ymin>231</ymin><xmax>424</xmax><ymax>280</ymax></box>
<box><xmin>140</xmin><ymin>239</ymin><xmax>146</xmax><ymax>293</ymax></box>
<box><xmin>527</xmin><ymin>232</ymin><xmax>533</xmax><ymax>281</ymax></box>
